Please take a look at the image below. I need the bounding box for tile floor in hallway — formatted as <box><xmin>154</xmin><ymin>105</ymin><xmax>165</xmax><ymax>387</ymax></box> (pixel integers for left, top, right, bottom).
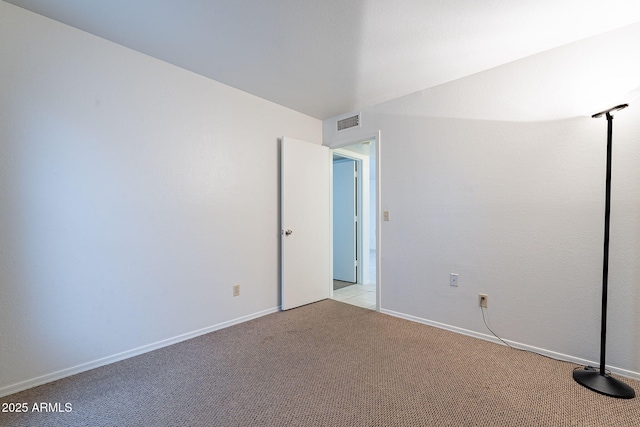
<box><xmin>331</xmin><ymin>282</ymin><xmax>376</xmax><ymax>310</ymax></box>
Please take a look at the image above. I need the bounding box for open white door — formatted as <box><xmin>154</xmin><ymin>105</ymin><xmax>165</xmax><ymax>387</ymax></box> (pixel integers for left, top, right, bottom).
<box><xmin>281</xmin><ymin>137</ymin><xmax>331</xmax><ymax>310</ymax></box>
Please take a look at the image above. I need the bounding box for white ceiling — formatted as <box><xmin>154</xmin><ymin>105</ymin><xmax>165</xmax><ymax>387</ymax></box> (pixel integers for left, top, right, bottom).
<box><xmin>6</xmin><ymin>0</ymin><xmax>640</xmax><ymax>119</ymax></box>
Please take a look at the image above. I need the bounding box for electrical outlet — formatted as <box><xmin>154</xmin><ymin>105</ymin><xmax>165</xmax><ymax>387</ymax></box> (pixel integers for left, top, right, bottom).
<box><xmin>450</xmin><ymin>273</ymin><xmax>458</xmax><ymax>287</ymax></box>
<box><xmin>233</xmin><ymin>284</ymin><xmax>240</xmax><ymax>297</ymax></box>
<box><xmin>479</xmin><ymin>293</ymin><xmax>488</xmax><ymax>308</ymax></box>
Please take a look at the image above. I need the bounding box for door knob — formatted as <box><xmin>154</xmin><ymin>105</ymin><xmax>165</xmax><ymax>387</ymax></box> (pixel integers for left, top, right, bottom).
<box><xmin>284</xmin><ymin>229</ymin><xmax>293</xmax><ymax>235</ymax></box>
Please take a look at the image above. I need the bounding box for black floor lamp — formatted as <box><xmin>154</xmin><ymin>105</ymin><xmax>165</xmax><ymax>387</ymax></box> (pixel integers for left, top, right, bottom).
<box><xmin>572</xmin><ymin>103</ymin><xmax>635</xmax><ymax>399</ymax></box>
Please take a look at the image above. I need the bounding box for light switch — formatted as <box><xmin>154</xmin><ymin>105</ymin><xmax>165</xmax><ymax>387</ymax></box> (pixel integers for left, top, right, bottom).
<box><xmin>384</xmin><ymin>210</ymin><xmax>390</xmax><ymax>221</ymax></box>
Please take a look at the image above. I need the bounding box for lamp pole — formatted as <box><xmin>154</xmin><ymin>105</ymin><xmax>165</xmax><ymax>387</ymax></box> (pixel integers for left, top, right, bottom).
<box><xmin>572</xmin><ymin>104</ymin><xmax>635</xmax><ymax>399</ymax></box>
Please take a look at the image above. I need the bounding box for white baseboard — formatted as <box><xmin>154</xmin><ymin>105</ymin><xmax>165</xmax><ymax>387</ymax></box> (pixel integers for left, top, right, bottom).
<box><xmin>380</xmin><ymin>308</ymin><xmax>640</xmax><ymax>381</ymax></box>
<box><xmin>0</xmin><ymin>306</ymin><xmax>280</xmax><ymax>398</ymax></box>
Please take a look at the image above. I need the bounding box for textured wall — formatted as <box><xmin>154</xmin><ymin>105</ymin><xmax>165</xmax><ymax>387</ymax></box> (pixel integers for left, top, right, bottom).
<box><xmin>0</xmin><ymin>1</ymin><xmax>321</xmax><ymax>395</ymax></box>
<box><xmin>324</xmin><ymin>25</ymin><xmax>640</xmax><ymax>377</ymax></box>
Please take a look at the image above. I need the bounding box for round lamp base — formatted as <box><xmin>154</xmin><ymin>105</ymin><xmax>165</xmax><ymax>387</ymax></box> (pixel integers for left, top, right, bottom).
<box><xmin>573</xmin><ymin>367</ymin><xmax>635</xmax><ymax>399</ymax></box>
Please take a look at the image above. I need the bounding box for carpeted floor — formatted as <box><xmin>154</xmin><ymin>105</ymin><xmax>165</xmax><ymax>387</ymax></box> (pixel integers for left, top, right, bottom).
<box><xmin>333</xmin><ymin>279</ymin><xmax>354</xmax><ymax>290</ymax></box>
<box><xmin>1</xmin><ymin>299</ymin><xmax>639</xmax><ymax>426</ymax></box>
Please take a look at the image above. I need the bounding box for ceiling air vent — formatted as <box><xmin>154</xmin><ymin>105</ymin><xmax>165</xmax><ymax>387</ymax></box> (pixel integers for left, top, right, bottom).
<box><xmin>337</xmin><ymin>114</ymin><xmax>360</xmax><ymax>131</ymax></box>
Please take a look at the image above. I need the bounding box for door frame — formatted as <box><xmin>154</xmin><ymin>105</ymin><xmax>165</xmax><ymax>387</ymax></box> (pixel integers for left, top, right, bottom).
<box><xmin>329</xmin><ymin>132</ymin><xmax>381</xmax><ymax>311</ymax></box>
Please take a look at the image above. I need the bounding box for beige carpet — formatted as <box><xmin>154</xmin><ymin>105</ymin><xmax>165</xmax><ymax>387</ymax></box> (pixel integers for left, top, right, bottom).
<box><xmin>1</xmin><ymin>299</ymin><xmax>639</xmax><ymax>426</ymax></box>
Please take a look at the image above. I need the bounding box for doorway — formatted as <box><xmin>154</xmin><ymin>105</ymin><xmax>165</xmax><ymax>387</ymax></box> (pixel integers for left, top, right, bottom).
<box><xmin>330</xmin><ymin>138</ymin><xmax>377</xmax><ymax>310</ymax></box>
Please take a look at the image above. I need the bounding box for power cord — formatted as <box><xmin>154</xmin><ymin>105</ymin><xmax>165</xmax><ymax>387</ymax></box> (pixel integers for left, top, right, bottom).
<box><xmin>480</xmin><ymin>305</ymin><xmax>565</xmax><ymax>363</ymax></box>
<box><xmin>480</xmin><ymin>305</ymin><xmax>512</xmax><ymax>348</ymax></box>
<box><xmin>481</xmin><ymin>306</ymin><xmax>612</xmax><ymax>374</ymax></box>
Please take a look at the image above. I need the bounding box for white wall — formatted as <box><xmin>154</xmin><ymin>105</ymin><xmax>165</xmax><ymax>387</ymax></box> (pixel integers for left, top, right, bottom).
<box><xmin>0</xmin><ymin>1</ymin><xmax>321</xmax><ymax>396</ymax></box>
<box><xmin>324</xmin><ymin>24</ymin><xmax>640</xmax><ymax>376</ymax></box>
